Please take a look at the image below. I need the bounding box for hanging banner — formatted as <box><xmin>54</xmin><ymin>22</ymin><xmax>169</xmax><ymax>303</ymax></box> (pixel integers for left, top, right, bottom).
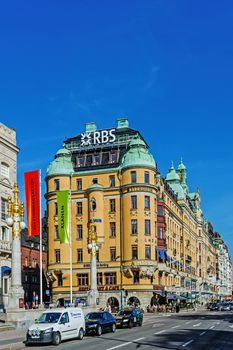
<box><xmin>24</xmin><ymin>170</ymin><xmax>40</xmax><ymax>236</ymax></box>
<box><xmin>57</xmin><ymin>191</ymin><xmax>69</xmax><ymax>244</ymax></box>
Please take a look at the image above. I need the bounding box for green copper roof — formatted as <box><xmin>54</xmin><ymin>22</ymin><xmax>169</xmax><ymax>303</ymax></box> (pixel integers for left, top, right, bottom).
<box><xmin>120</xmin><ymin>135</ymin><xmax>156</xmax><ymax>170</ymax></box>
<box><xmin>166</xmin><ymin>164</ymin><xmax>185</xmax><ymax>200</ymax></box>
<box><xmin>87</xmin><ymin>183</ymin><xmax>104</xmax><ymax>191</ymax></box>
<box><xmin>177</xmin><ymin>159</ymin><xmax>186</xmax><ymax>170</ymax></box>
<box><xmin>46</xmin><ymin>147</ymin><xmax>73</xmax><ymax>177</ymax></box>
<box><xmin>166</xmin><ymin>164</ymin><xmax>180</xmax><ymax>182</ymax></box>
<box><xmin>56</xmin><ymin>148</ymin><xmax>71</xmax><ymax>156</ymax></box>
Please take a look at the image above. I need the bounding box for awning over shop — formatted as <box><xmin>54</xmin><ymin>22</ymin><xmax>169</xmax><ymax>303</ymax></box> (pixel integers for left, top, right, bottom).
<box><xmin>167</xmin><ymin>294</ymin><xmax>177</xmax><ymax>300</ymax></box>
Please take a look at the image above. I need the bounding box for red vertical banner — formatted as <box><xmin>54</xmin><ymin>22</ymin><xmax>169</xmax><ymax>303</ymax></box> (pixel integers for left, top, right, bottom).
<box><xmin>24</xmin><ymin>170</ymin><xmax>40</xmax><ymax>236</ymax></box>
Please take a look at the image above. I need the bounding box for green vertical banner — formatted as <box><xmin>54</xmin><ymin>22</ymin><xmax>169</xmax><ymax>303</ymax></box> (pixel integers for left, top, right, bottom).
<box><xmin>57</xmin><ymin>190</ymin><xmax>69</xmax><ymax>244</ymax></box>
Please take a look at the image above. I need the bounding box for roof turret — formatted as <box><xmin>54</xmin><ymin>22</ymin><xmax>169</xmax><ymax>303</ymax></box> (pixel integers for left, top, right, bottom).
<box><xmin>120</xmin><ymin>135</ymin><xmax>156</xmax><ymax>170</ymax></box>
<box><xmin>177</xmin><ymin>159</ymin><xmax>186</xmax><ymax>171</ymax></box>
<box><xmin>166</xmin><ymin>162</ymin><xmax>185</xmax><ymax>200</ymax></box>
<box><xmin>166</xmin><ymin>163</ymin><xmax>180</xmax><ymax>182</ymax></box>
<box><xmin>46</xmin><ymin>147</ymin><xmax>73</xmax><ymax>177</ymax></box>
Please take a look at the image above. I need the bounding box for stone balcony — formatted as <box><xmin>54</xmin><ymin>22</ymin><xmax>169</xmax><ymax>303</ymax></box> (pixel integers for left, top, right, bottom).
<box><xmin>0</xmin><ymin>240</ymin><xmax>11</xmax><ymax>253</ymax></box>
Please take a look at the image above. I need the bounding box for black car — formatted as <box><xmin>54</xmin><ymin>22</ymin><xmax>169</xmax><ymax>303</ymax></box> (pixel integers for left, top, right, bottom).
<box><xmin>115</xmin><ymin>308</ymin><xmax>143</xmax><ymax>328</ymax></box>
<box><xmin>209</xmin><ymin>302</ymin><xmax>222</xmax><ymax>311</ymax></box>
<box><xmin>85</xmin><ymin>312</ymin><xmax>116</xmax><ymax>336</ymax></box>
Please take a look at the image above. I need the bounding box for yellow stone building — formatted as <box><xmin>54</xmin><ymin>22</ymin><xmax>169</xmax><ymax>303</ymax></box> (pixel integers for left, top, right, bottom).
<box><xmin>45</xmin><ymin>119</ymin><xmax>222</xmax><ymax>308</ymax></box>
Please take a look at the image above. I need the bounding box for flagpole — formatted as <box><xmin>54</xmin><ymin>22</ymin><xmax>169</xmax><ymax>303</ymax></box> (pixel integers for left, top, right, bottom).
<box><xmin>39</xmin><ymin>169</ymin><xmax>43</xmax><ymax>307</ymax></box>
<box><xmin>69</xmin><ymin>172</ymin><xmax>73</xmax><ymax>305</ymax></box>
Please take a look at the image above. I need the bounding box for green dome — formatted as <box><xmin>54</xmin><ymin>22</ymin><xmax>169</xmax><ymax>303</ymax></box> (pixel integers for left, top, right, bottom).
<box><xmin>166</xmin><ymin>164</ymin><xmax>180</xmax><ymax>182</ymax></box>
<box><xmin>46</xmin><ymin>147</ymin><xmax>73</xmax><ymax>177</ymax></box>
<box><xmin>56</xmin><ymin>148</ymin><xmax>71</xmax><ymax>156</ymax></box>
<box><xmin>120</xmin><ymin>136</ymin><xmax>156</xmax><ymax>170</ymax></box>
<box><xmin>177</xmin><ymin>160</ymin><xmax>186</xmax><ymax>171</ymax></box>
<box><xmin>87</xmin><ymin>183</ymin><xmax>103</xmax><ymax>192</ymax></box>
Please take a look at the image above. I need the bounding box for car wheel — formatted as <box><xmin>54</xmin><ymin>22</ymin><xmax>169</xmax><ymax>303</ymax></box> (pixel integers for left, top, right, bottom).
<box><xmin>128</xmin><ymin>320</ymin><xmax>133</xmax><ymax>328</ymax></box>
<box><xmin>78</xmin><ymin>328</ymin><xmax>84</xmax><ymax>340</ymax></box>
<box><xmin>111</xmin><ymin>323</ymin><xmax>116</xmax><ymax>333</ymax></box>
<box><xmin>52</xmin><ymin>332</ymin><xmax>61</xmax><ymax>345</ymax></box>
<box><xmin>96</xmin><ymin>325</ymin><xmax>102</xmax><ymax>336</ymax></box>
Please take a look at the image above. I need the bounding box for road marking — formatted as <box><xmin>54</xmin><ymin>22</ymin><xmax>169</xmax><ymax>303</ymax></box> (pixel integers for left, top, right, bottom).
<box><xmin>209</xmin><ymin>325</ymin><xmax>215</xmax><ymax>329</ymax></box>
<box><xmin>106</xmin><ymin>342</ymin><xmax>132</xmax><ymax>350</ymax></box>
<box><xmin>172</xmin><ymin>325</ymin><xmax>180</xmax><ymax>329</ymax></box>
<box><xmin>182</xmin><ymin>339</ymin><xmax>194</xmax><ymax>347</ymax></box>
<box><xmin>193</xmin><ymin>323</ymin><xmax>202</xmax><ymax>327</ymax></box>
<box><xmin>229</xmin><ymin>325</ymin><xmax>233</xmax><ymax>328</ymax></box>
<box><xmin>152</xmin><ymin>323</ymin><xmax>164</xmax><ymax>328</ymax></box>
<box><xmin>185</xmin><ymin>321</ymin><xmax>191</xmax><ymax>324</ymax></box>
<box><xmin>154</xmin><ymin>330</ymin><xmax>165</xmax><ymax>335</ymax></box>
<box><xmin>105</xmin><ymin>338</ymin><xmax>145</xmax><ymax>350</ymax></box>
<box><xmin>200</xmin><ymin>331</ymin><xmax>207</xmax><ymax>336</ymax></box>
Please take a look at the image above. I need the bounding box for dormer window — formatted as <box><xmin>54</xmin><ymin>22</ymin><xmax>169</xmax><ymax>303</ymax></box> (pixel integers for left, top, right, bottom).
<box><xmin>93</xmin><ymin>155</ymin><xmax>100</xmax><ymax>165</ymax></box>
<box><xmin>110</xmin><ymin>152</ymin><xmax>117</xmax><ymax>163</ymax></box>
<box><xmin>76</xmin><ymin>156</ymin><xmax>84</xmax><ymax>167</ymax></box>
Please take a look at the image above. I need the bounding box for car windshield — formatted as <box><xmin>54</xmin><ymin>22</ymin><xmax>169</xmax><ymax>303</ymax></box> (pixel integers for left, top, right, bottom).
<box><xmin>36</xmin><ymin>312</ymin><xmax>61</xmax><ymax>324</ymax></box>
<box><xmin>86</xmin><ymin>313</ymin><xmax>103</xmax><ymax>320</ymax></box>
<box><xmin>118</xmin><ymin>310</ymin><xmax>132</xmax><ymax>316</ymax></box>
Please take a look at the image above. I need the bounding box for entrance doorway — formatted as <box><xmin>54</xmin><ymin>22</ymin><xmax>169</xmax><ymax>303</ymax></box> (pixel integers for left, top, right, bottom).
<box><xmin>107</xmin><ymin>297</ymin><xmax>119</xmax><ymax>312</ymax></box>
<box><xmin>128</xmin><ymin>296</ymin><xmax>140</xmax><ymax>307</ymax></box>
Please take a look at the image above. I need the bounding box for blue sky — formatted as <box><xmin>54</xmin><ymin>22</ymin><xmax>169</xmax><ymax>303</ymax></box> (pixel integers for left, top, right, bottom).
<box><xmin>0</xmin><ymin>0</ymin><xmax>233</xmax><ymax>256</ymax></box>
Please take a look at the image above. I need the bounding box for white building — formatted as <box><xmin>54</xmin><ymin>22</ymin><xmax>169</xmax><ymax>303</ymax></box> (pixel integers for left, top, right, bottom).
<box><xmin>0</xmin><ymin>122</ymin><xmax>19</xmax><ymax>309</ymax></box>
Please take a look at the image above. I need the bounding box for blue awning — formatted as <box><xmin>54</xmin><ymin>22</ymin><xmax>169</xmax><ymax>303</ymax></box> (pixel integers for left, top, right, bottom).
<box><xmin>1</xmin><ymin>266</ymin><xmax>11</xmax><ymax>276</ymax></box>
<box><xmin>159</xmin><ymin>250</ymin><xmax>166</xmax><ymax>260</ymax></box>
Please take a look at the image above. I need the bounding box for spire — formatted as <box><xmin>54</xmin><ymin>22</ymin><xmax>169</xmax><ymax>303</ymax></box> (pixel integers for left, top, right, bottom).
<box><xmin>176</xmin><ymin>158</ymin><xmax>188</xmax><ymax>193</ymax></box>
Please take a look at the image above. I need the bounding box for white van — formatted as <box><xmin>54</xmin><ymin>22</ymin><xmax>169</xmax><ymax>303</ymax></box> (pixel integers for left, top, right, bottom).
<box><xmin>26</xmin><ymin>307</ymin><xmax>85</xmax><ymax>345</ymax></box>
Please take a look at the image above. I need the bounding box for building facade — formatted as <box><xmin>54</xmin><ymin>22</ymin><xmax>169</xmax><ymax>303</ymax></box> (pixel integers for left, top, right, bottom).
<box><xmin>0</xmin><ymin>123</ymin><xmax>19</xmax><ymax>309</ymax></box>
<box><xmin>46</xmin><ymin>119</ymin><xmax>232</xmax><ymax>308</ymax></box>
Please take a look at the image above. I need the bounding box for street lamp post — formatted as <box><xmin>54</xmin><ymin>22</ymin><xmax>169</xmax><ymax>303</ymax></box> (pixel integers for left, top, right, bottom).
<box><xmin>87</xmin><ymin>226</ymin><xmax>99</xmax><ymax>306</ymax></box>
<box><xmin>6</xmin><ymin>183</ymin><xmax>26</xmax><ymax>309</ymax></box>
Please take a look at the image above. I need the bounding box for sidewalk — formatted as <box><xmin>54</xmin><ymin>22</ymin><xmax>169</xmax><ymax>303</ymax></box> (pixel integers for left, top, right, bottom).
<box><xmin>0</xmin><ymin>328</ymin><xmax>26</xmax><ymax>350</ymax></box>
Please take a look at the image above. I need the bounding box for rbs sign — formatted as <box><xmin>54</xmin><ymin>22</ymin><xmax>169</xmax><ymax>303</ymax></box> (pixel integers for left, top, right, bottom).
<box><xmin>81</xmin><ymin>129</ymin><xmax>116</xmax><ymax>147</ymax></box>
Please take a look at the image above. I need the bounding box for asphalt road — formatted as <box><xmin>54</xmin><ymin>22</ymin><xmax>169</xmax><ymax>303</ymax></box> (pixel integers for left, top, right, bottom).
<box><xmin>5</xmin><ymin>309</ymin><xmax>233</xmax><ymax>350</ymax></box>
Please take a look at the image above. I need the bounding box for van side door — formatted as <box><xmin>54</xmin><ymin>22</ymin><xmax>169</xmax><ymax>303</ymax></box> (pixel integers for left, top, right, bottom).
<box><xmin>59</xmin><ymin>312</ymin><xmax>72</xmax><ymax>340</ymax></box>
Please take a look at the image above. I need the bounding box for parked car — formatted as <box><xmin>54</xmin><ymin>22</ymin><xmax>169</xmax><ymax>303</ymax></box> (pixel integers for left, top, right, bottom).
<box><xmin>115</xmin><ymin>308</ymin><xmax>143</xmax><ymax>328</ymax></box>
<box><xmin>26</xmin><ymin>308</ymin><xmax>85</xmax><ymax>345</ymax></box>
<box><xmin>85</xmin><ymin>311</ymin><xmax>116</xmax><ymax>336</ymax></box>
<box><xmin>209</xmin><ymin>302</ymin><xmax>222</xmax><ymax>311</ymax></box>
<box><xmin>220</xmin><ymin>303</ymin><xmax>231</xmax><ymax>311</ymax></box>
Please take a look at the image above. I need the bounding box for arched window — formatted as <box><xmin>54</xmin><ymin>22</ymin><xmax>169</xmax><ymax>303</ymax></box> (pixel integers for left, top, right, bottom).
<box><xmin>91</xmin><ymin>198</ymin><xmax>97</xmax><ymax>211</ymax></box>
<box><xmin>1</xmin><ymin>162</ymin><xmax>9</xmax><ymax>178</ymax></box>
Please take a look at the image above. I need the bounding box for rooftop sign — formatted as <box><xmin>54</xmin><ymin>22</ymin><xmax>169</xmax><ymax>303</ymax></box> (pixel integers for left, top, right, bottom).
<box><xmin>81</xmin><ymin>129</ymin><xmax>116</xmax><ymax>147</ymax></box>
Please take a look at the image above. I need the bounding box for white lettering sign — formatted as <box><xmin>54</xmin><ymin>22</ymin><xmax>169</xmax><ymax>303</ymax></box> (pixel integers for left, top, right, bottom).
<box><xmin>81</xmin><ymin>129</ymin><xmax>116</xmax><ymax>147</ymax></box>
